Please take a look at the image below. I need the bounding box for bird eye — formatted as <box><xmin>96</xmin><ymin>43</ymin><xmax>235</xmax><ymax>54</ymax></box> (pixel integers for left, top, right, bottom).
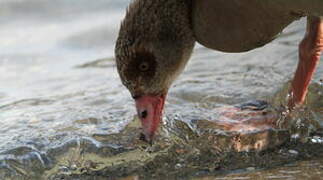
<box><xmin>138</xmin><ymin>62</ymin><xmax>149</xmax><ymax>72</ymax></box>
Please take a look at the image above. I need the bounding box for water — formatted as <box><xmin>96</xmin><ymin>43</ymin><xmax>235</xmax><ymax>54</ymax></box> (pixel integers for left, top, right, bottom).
<box><xmin>0</xmin><ymin>0</ymin><xmax>322</xmax><ymax>179</ymax></box>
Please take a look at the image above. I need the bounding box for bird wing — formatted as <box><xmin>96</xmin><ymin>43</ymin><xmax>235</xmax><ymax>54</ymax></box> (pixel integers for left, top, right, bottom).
<box><xmin>192</xmin><ymin>0</ymin><xmax>323</xmax><ymax>52</ymax></box>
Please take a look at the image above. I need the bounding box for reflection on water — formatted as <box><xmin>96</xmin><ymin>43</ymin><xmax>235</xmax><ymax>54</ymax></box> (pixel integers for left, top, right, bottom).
<box><xmin>0</xmin><ymin>0</ymin><xmax>322</xmax><ymax>179</ymax></box>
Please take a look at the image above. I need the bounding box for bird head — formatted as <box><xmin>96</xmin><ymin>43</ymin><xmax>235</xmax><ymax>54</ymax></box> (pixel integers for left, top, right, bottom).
<box><xmin>115</xmin><ymin>0</ymin><xmax>195</xmax><ymax>142</ymax></box>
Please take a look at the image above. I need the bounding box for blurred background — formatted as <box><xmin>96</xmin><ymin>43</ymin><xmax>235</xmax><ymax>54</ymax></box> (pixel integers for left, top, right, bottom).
<box><xmin>0</xmin><ymin>0</ymin><xmax>132</xmax><ymax>149</ymax></box>
<box><xmin>0</xmin><ymin>0</ymin><xmax>322</xmax><ymax>179</ymax></box>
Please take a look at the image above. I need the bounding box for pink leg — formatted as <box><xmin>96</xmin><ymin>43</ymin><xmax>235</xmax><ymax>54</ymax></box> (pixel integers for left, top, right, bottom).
<box><xmin>207</xmin><ymin>17</ymin><xmax>322</xmax><ymax>136</ymax></box>
<box><xmin>288</xmin><ymin>16</ymin><xmax>323</xmax><ymax>109</ymax></box>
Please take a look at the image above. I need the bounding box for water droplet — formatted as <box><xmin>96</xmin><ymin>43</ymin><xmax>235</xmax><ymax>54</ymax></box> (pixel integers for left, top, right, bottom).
<box><xmin>175</xmin><ymin>163</ymin><xmax>182</xmax><ymax>169</ymax></box>
<box><xmin>288</xmin><ymin>149</ymin><xmax>298</xmax><ymax>155</ymax></box>
<box><xmin>291</xmin><ymin>134</ymin><xmax>300</xmax><ymax>139</ymax></box>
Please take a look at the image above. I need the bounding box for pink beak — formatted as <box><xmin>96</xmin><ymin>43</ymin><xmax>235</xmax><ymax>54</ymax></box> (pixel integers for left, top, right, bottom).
<box><xmin>135</xmin><ymin>94</ymin><xmax>166</xmax><ymax>142</ymax></box>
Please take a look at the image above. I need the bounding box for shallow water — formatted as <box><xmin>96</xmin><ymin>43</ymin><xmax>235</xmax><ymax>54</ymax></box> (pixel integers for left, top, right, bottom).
<box><xmin>0</xmin><ymin>0</ymin><xmax>322</xmax><ymax>179</ymax></box>
<box><xmin>196</xmin><ymin>159</ymin><xmax>323</xmax><ymax>180</ymax></box>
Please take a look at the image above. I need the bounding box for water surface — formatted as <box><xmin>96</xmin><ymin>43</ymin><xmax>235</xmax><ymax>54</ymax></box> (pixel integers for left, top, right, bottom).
<box><xmin>0</xmin><ymin>0</ymin><xmax>322</xmax><ymax>179</ymax></box>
